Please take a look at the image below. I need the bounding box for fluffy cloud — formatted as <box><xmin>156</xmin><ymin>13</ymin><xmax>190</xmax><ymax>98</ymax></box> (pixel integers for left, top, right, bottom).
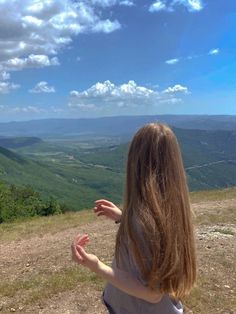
<box><xmin>0</xmin><ymin>71</ymin><xmax>10</xmax><ymax>81</ymax></box>
<box><xmin>0</xmin><ymin>81</ymin><xmax>20</xmax><ymax>94</ymax></box>
<box><xmin>68</xmin><ymin>80</ymin><xmax>189</xmax><ymax>110</ymax></box>
<box><xmin>30</xmin><ymin>81</ymin><xmax>56</xmax><ymax>93</ymax></box>
<box><xmin>2</xmin><ymin>55</ymin><xmax>59</xmax><ymax>72</ymax></box>
<box><xmin>92</xmin><ymin>19</ymin><xmax>121</xmax><ymax>33</ymax></box>
<box><xmin>209</xmin><ymin>48</ymin><xmax>220</xmax><ymax>55</ymax></box>
<box><xmin>149</xmin><ymin>1</ymin><xmax>166</xmax><ymax>12</ymax></box>
<box><xmin>0</xmin><ymin>0</ymin><xmax>121</xmax><ymax>67</ymax></box>
<box><xmin>163</xmin><ymin>84</ymin><xmax>189</xmax><ymax>94</ymax></box>
<box><xmin>0</xmin><ymin>0</ymin><xmax>123</xmax><ymax>93</ymax></box>
<box><xmin>149</xmin><ymin>0</ymin><xmax>203</xmax><ymax>13</ymax></box>
<box><xmin>172</xmin><ymin>0</ymin><xmax>203</xmax><ymax>12</ymax></box>
<box><xmin>165</xmin><ymin>58</ymin><xmax>179</xmax><ymax>65</ymax></box>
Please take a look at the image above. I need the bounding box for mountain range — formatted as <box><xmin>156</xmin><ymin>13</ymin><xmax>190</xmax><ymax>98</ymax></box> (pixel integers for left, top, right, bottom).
<box><xmin>0</xmin><ymin>115</ymin><xmax>235</xmax><ymax>137</ymax></box>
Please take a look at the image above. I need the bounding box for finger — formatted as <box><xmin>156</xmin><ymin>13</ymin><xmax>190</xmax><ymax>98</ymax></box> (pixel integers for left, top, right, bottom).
<box><xmin>74</xmin><ymin>234</ymin><xmax>89</xmax><ymax>246</ymax></box>
<box><xmin>97</xmin><ymin>204</ymin><xmax>115</xmax><ymax>214</ymax></box>
<box><xmin>71</xmin><ymin>244</ymin><xmax>83</xmax><ymax>262</ymax></box>
<box><xmin>76</xmin><ymin>245</ymin><xmax>88</xmax><ymax>260</ymax></box>
<box><xmin>74</xmin><ymin>236</ymin><xmax>87</xmax><ymax>246</ymax></box>
<box><xmin>99</xmin><ymin>204</ymin><xmax>112</xmax><ymax>210</ymax></box>
<box><xmin>95</xmin><ymin>199</ymin><xmax>113</xmax><ymax>206</ymax></box>
<box><xmin>93</xmin><ymin>206</ymin><xmax>102</xmax><ymax>213</ymax></box>
<box><xmin>75</xmin><ymin>234</ymin><xmax>89</xmax><ymax>241</ymax></box>
<box><xmin>76</xmin><ymin>238</ymin><xmax>89</xmax><ymax>247</ymax></box>
<box><xmin>76</xmin><ymin>236</ymin><xmax>89</xmax><ymax>247</ymax></box>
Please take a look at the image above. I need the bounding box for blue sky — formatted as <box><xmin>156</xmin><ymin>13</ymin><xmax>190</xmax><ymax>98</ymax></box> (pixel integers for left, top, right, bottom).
<box><xmin>0</xmin><ymin>0</ymin><xmax>235</xmax><ymax>122</ymax></box>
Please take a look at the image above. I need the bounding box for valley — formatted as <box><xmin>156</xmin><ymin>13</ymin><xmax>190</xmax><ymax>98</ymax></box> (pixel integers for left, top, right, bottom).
<box><xmin>0</xmin><ymin>121</ymin><xmax>236</xmax><ymax>211</ymax></box>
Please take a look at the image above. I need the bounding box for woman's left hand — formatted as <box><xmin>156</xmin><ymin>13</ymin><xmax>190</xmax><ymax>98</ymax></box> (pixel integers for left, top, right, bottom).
<box><xmin>71</xmin><ymin>234</ymin><xmax>100</xmax><ymax>272</ymax></box>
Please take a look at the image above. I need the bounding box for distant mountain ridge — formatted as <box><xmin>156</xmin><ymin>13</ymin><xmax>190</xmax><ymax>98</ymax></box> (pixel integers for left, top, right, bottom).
<box><xmin>0</xmin><ymin>115</ymin><xmax>235</xmax><ymax>137</ymax></box>
<box><xmin>0</xmin><ymin>137</ymin><xmax>42</xmax><ymax>148</ymax></box>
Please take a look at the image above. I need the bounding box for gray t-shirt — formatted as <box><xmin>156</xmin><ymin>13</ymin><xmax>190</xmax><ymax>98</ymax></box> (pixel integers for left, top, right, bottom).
<box><xmin>103</xmin><ymin>221</ymin><xmax>183</xmax><ymax>314</ymax></box>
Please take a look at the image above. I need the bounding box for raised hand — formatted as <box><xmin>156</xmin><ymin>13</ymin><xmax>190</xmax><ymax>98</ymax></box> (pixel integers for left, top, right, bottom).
<box><xmin>93</xmin><ymin>199</ymin><xmax>122</xmax><ymax>222</ymax></box>
<box><xmin>71</xmin><ymin>234</ymin><xmax>99</xmax><ymax>272</ymax></box>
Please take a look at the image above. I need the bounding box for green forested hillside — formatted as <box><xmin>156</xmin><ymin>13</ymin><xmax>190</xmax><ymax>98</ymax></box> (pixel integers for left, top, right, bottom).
<box><xmin>0</xmin><ymin>126</ymin><xmax>235</xmax><ymax>212</ymax></box>
<box><xmin>0</xmin><ymin>146</ymin><xmax>123</xmax><ymax>210</ymax></box>
<box><xmin>0</xmin><ymin>181</ymin><xmax>63</xmax><ymax>223</ymax></box>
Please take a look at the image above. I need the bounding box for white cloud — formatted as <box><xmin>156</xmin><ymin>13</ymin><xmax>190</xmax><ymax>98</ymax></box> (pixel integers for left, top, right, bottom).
<box><xmin>0</xmin><ymin>82</ymin><xmax>20</xmax><ymax>94</ymax></box>
<box><xmin>149</xmin><ymin>0</ymin><xmax>204</xmax><ymax>13</ymax></box>
<box><xmin>90</xmin><ymin>0</ymin><xmax>117</xmax><ymax>7</ymax></box>
<box><xmin>160</xmin><ymin>97</ymin><xmax>182</xmax><ymax>104</ymax></box>
<box><xmin>11</xmin><ymin>106</ymin><xmax>45</xmax><ymax>114</ymax></box>
<box><xmin>171</xmin><ymin>0</ymin><xmax>203</xmax><ymax>11</ymax></box>
<box><xmin>92</xmin><ymin>19</ymin><xmax>121</xmax><ymax>33</ymax></box>
<box><xmin>68</xmin><ymin>103</ymin><xmax>96</xmax><ymax>110</ymax></box>
<box><xmin>120</xmin><ymin>0</ymin><xmax>135</xmax><ymax>6</ymax></box>
<box><xmin>2</xmin><ymin>55</ymin><xmax>59</xmax><ymax>72</ymax></box>
<box><xmin>0</xmin><ymin>105</ymin><xmax>47</xmax><ymax>118</ymax></box>
<box><xmin>209</xmin><ymin>48</ymin><xmax>220</xmax><ymax>55</ymax></box>
<box><xmin>90</xmin><ymin>0</ymin><xmax>134</xmax><ymax>7</ymax></box>
<box><xmin>30</xmin><ymin>81</ymin><xmax>56</xmax><ymax>93</ymax></box>
<box><xmin>68</xmin><ymin>80</ymin><xmax>189</xmax><ymax>110</ymax></box>
<box><xmin>149</xmin><ymin>1</ymin><xmax>166</xmax><ymax>12</ymax></box>
<box><xmin>163</xmin><ymin>84</ymin><xmax>189</xmax><ymax>94</ymax></box>
<box><xmin>0</xmin><ymin>71</ymin><xmax>10</xmax><ymax>81</ymax></box>
<box><xmin>165</xmin><ymin>58</ymin><xmax>179</xmax><ymax>65</ymax></box>
<box><xmin>0</xmin><ymin>1</ymin><xmax>124</xmax><ymax>93</ymax></box>
<box><xmin>0</xmin><ymin>0</ymin><xmax>122</xmax><ymax>71</ymax></box>
<box><xmin>166</xmin><ymin>47</ymin><xmax>218</xmax><ymax>65</ymax></box>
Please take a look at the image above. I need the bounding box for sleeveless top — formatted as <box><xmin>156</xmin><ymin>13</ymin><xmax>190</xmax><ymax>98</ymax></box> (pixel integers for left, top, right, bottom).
<box><xmin>103</xmin><ymin>217</ymin><xmax>183</xmax><ymax>314</ymax></box>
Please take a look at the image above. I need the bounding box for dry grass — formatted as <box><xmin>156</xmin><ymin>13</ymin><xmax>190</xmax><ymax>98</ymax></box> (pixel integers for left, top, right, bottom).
<box><xmin>0</xmin><ymin>266</ymin><xmax>103</xmax><ymax>307</ymax></box>
<box><xmin>190</xmin><ymin>186</ymin><xmax>236</xmax><ymax>203</ymax></box>
<box><xmin>0</xmin><ymin>210</ymin><xmax>95</xmax><ymax>242</ymax></box>
<box><xmin>0</xmin><ymin>187</ymin><xmax>236</xmax><ymax>313</ymax></box>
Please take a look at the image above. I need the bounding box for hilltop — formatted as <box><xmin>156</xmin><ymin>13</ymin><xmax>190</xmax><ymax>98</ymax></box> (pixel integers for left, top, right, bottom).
<box><xmin>0</xmin><ymin>187</ymin><xmax>235</xmax><ymax>313</ymax></box>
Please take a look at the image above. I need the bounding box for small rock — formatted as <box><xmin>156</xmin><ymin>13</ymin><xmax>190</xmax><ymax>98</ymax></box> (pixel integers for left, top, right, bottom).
<box><xmin>19</xmin><ymin>306</ymin><xmax>24</xmax><ymax>311</ymax></box>
<box><xmin>26</xmin><ymin>263</ymin><xmax>30</xmax><ymax>267</ymax></box>
<box><xmin>224</xmin><ymin>285</ymin><xmax>230</xmax><ymax>289</ymax></box>
<box><xmin>10</xmin><ymin>308</ymin><xmax>16</xmax><ymax>312</ymax></box>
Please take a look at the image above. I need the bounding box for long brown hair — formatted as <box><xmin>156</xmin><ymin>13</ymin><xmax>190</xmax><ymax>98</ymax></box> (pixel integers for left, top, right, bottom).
<box><xmin>115</xmin><ymin>123</ymin><xmax>196</xmax><ymax>300</ymax></box>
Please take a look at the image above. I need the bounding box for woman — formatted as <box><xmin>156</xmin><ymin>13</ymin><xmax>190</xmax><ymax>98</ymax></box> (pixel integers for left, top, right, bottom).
<box><xmin>71</xmin><ymin>123</ymin><xmax>197</xmax><ymax>313</ymax></box>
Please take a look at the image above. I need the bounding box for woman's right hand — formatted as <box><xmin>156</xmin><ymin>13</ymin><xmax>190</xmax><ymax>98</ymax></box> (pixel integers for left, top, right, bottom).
<box><xmin>93</xmin><ymin>199</ymin><xmax>122</xmax><ymax>222</ymax></box>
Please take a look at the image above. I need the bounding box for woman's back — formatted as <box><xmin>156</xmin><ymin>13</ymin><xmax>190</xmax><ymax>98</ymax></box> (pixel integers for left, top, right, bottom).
<box><xmin>115</xmin><ymin>123</ymin><xmax>196</xmax><ymax>300</ymax></box>
<box><xmin>103</xmin><ymin>212</ymin><xmax>184</xmax><ymax>314</ymax></box>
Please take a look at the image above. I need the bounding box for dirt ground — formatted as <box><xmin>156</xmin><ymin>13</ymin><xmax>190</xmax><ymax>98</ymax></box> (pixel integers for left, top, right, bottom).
<box><xmin>0</xmin><ymin>198</ymin><xmax>235</xmax><ymax>314</ymax></box>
